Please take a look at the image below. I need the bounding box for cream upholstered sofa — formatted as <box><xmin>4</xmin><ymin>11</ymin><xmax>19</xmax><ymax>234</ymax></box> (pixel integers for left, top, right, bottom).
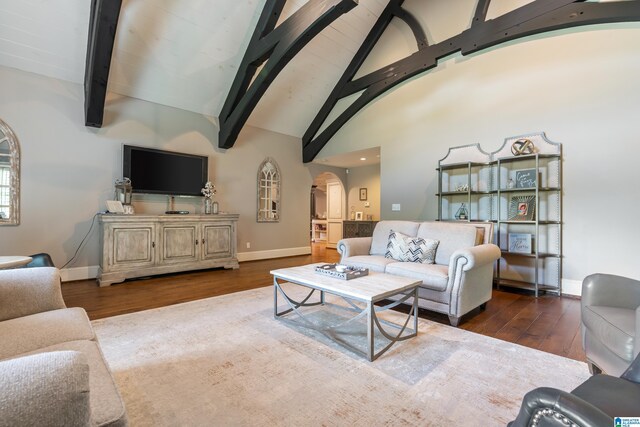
<box><xmin>0</xmin><ymin>267</ymin><xmax>127</xmax><ymax>426</ymax></box>
<box><xmin>338</xmin><ymin>220</ymin><xmax>501</xmax><ymax>326</ymax></box>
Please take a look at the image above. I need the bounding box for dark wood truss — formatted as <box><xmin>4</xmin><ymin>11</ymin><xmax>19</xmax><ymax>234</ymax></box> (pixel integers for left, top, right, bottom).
<box><xmin>84</xmin><ymin>0</ymin><xmax>123</xmax><ymax>128</ymax></box>
<box><xmin>218</xmin><ymin>0</ymin><xmax>357</xmax><ymax>149</ymax></box>
<box><xmin>302</xmin><ymin>0</ymin><xmax>640</xmax><ymax>162</ymax></box>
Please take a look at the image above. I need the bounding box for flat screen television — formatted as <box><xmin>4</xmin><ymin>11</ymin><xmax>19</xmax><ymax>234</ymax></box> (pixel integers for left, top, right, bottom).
<box><xmin>123</xmin><ymin>145</ymin><xmax>208</xmax><ymax>197</ymax></box>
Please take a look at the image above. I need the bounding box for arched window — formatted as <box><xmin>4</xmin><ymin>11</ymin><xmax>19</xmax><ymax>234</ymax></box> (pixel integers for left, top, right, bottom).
<box><xmin>257</xmin><ymin>157</ymin><xmax>280</xmax><ymax>222</ymax></box>
<box><xmin>0</xmin><ymin>119</ymin><xmax>20</xmax><ymax>225</ymax></box>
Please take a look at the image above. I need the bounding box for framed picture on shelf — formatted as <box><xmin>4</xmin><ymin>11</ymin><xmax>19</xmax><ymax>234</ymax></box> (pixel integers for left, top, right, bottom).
<box><xmin>515</xmin><ymin>169</ymin><xmax>537</xmax><ymax>188</ymax></box>
<box><xmin>359</xmin><ymin>188</ymin><xmax>368</xmax><ymax>201</ymax></box>
<box><xmin>508</xmin><ymin>233</ymin><xmax>532</xmax><ymax>253</ymax></box>
<box><xmin>508</xmin><ymin>195</ymin><xmax>536</xmax><ymax>221</ymax></box>
<box><xmin>355</xmin><ymin>211</ymin><xmax>363</xmax><ymax>221</ymax></box>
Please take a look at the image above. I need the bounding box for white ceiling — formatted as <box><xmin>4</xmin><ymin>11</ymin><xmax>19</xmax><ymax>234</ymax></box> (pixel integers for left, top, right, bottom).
<box><xmin>0</xmin><ymin>0</ymin><xmax>387</xmax><ymax>139</ymax></box>
<box><xmin>0</xmin><ymin>0</ymin><xmax>571</xmax><ymax>145</ymax></box>
<box><xmin>314</xmin><ymin>146</ymin><xmax>380</xmax><ymax>168</ymax></box>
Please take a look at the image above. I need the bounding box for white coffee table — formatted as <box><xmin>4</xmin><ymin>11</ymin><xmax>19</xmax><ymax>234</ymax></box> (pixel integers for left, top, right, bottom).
<box><xmin>271</xmin><ymin>263</ymin><xmax>421</xmax><ymax>361</ymax></box>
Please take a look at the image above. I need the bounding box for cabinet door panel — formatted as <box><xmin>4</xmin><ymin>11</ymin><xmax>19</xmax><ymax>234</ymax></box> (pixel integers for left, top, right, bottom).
<box><xmin>327</xmin><ymin>221</ymin><xmax>342</xmax><ymax>247</ymax></box>
<box><xmin>343</xmin><ymin>222</ymin><xmax>358</xmax><ymax>238</ymax></box>
<box><xmin>358</xmin><ymin>222</ymin><xmax>375</xmax><ymax>237</ymax></box>
<box><xmin>111</xmin><ymin>224</ymin><xmax>155</xmax><ymax>269</ymax></box>
<box><xmin>203</xmin><ymin>224</ymin><xmax>232</xmax><ymax>259</ymax></box>
<box><xmin>161</xmin><ymin>224</ymin><xmax>198</xmax><ymax>263</ymax></box>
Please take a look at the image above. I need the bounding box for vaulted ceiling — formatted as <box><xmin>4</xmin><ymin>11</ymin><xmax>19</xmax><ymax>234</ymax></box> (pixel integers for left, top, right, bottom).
<box><xmin>1</xmin><ymin>0</ymin><xmax>639</xmax><ymax>149</ymax></box>
<box><xmin>0</xmin><ymin>0</ymin><xmax>386</xmax><ymax>138</ymax></box>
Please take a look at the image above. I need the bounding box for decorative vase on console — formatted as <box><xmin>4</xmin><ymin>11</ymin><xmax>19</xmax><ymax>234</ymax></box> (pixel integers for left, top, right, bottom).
<box><xmin>201</xmin><ymin>181</ymin><xmax>217</xmax><ymax>215</ymax></box>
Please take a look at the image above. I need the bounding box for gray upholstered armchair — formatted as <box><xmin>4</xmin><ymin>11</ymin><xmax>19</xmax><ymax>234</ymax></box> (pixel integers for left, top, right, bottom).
<box><xmin>508</xmin><ymin>352</ymin><xmax>640</xmax><ymax>426</ymax></box>
<box><xmin>581</xmin><ymin>273</ymin><xmax>639</xmax><ymax>376</ymax></box>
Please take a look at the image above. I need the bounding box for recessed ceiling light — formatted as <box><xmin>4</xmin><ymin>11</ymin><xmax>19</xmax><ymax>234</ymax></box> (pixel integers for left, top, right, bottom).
<box><xmin>360</xmin><ymin>157</ymin><xmax>366</xmax><ymax>161</ymax></box>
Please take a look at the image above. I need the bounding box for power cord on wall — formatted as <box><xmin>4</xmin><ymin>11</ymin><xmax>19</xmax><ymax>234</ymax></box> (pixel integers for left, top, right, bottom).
<box><xmin>61</xmin><ymin>212</ymin><xmax>100</xmax><ymax>269</ymax></box>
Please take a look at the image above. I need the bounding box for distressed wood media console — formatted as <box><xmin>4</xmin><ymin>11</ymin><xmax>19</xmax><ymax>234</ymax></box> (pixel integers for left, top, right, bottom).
<box><xmin>97</xmin><ymin>214</ymin><xmax>239</xmax><ymax>287</ymax></box>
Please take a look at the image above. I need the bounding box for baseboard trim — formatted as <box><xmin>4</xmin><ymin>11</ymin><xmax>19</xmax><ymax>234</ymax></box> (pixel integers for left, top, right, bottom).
<box><xmin>60</xmin><ymin>266</ymin><xmax>99</xmax><ymax>282</ymax></box>
<box><xmin>562</xmin><ymin>279</ymin><xmax>582</xmax><ymax>297</ymax></box>
<box><xmin>58</xmin><ymin>247</ymin><xmax>311</xmax><ymax>282</ymax></box>
<box><xmin>238</xmin><ymin>246</ymin><xmax>311</xmax><ymax>262</ymax></box>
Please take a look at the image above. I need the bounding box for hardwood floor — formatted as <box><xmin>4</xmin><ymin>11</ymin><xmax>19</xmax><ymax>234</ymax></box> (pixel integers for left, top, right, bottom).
<box><xmin>62</xmin><ymin>243</ymin><xmax>585</xmax><ymax>362</ymax></box>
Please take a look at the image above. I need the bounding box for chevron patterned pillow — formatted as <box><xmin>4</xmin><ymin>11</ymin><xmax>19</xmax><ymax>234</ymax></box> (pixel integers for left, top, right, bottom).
<box><xmin>385</xmin><ymin>230</ymin><xmax>439</xmax><ymax>264</ymax></box>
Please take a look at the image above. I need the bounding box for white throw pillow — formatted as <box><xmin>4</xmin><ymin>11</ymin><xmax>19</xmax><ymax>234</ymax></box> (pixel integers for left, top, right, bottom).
<box><xmin>385</xmin><ymin>230</ymin><xmax>439</xmax><ymax>264</ymax></box>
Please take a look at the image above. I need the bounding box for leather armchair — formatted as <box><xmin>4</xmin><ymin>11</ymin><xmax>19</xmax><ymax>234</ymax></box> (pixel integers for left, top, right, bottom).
<box><xmin>581</xmin><ymin>273</ymin><xmax>640</xmax><ymax>376</ymax></box>
<box><xmin>508</xmin><ymin>352</ymin><xmax>640</xmax><ymax>426</ymax></box>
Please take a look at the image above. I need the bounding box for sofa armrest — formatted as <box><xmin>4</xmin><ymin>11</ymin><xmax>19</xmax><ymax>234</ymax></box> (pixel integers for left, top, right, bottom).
<box><xmin>337</xmin><ymin>237</ymin><xmax>372</xmax><ymax>259</ymax></box>
<box><xmin>0</xmin><ymin>267</ymin><xmax>66</xmax><ymax>322</ymax></box>
<box><xmin>508</xmin><ymin>387</ymin><xmax>611</xmax><ymax>427</ymax></box>
<box><xmin>0</xmin><ymin>351</ymin><xmax>91</xmax><ymax>427</ymax></box>
<box><xmin>449</xmin><ymin>244</ymin><xmax>501</xmax><ymax>272</ymax></box>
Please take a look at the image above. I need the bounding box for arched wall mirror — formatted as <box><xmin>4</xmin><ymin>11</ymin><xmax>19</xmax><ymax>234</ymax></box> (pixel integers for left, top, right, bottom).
<box><xmin>0</xmin><ymin>119</ymin><xmax>20</xmax><ymax>226</ymax></box>
<box><xmin>257</xmin><ymin>157</ymin><xmax>281</xmax><ymax>222</ymax></box>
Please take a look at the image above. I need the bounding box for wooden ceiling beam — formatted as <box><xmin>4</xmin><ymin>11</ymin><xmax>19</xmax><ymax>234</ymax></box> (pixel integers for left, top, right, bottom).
<box><xmin>218</xmin><ymin>0</ymin><xmax>358</xmax><ymax>150</ymax></box>
<box><xmin>302</xmin><ymin>0</ymin><xmax>640</xmax><ymax>163</ymax></box>
<box><xmin>84</xmin><ymin>0</ymin><xmax>122</xmax><ymax>128</ymax></box>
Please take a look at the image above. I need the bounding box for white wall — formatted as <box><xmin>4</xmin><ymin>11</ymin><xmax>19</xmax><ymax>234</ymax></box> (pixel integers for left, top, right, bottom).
<box><xmin>347</xmin><ymin>164</ymin><xmax>380</xmax><ymax>220</ymax></box>
<box><xmin>0</xmin><ymin>66</ymin><xmax>339</xmax><ymax>273</ymax></box>
<box><xmin>316</xmin><ymin>22</ymin><xmax>640</xmax><ymax>284</ymax></box>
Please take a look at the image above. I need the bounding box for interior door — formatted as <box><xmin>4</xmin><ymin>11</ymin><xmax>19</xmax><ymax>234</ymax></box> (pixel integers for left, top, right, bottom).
<box><xmin>326</xmin><ymin>180</ymin><xmax>344</xmax><ymax>248</ymax></box>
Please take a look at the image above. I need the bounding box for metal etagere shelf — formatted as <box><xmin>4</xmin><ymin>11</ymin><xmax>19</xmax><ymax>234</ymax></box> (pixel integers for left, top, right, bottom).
<box><xmin>437</xmin><ymin>133</ymin><xmax>563</xmax><ymax>297</ymax></box>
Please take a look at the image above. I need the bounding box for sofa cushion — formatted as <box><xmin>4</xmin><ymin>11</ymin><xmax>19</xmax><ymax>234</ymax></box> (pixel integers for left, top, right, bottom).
<box><xmin>0</xmin><ymin>351</ymin><xmax>91</xmax><ymax>427</ymax></box>
<box><xmin>17</xmin><ymin>340</ymin><xmax>127</xmax><ymax>427</ymax></box>
<box><xmin>385</xmin><ymin>262</ymin><xmax>449</xmax><ymax>291</ymax></box>
<box><xmin>416</xmin><ymin>222</ymin><xmax>478</xmax><ymax>265</ymax></box>
<box><xmin>370</xmin><ymin>221</ymin><xmax>420</xmax><ymax>256</ymax></box>
<box><xmin>582</xmin><ymin>305</ymin><xmax>635</xmax><ymax>362</ymax></box>
<box><xmin>0</xmin><ymin>307</ymin><xmax>95</xmax><ymax>360</ymax></box>
<box><xmin>342</xmin><ymin>256</ymin><xmax>396</xmax><ymax>273</ymax></box>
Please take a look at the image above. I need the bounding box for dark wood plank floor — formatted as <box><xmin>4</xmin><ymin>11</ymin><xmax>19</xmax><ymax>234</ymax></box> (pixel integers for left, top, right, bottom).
<box><xmin>62</xmin><ymin>243</ymin><xmax>585</xmax><ymax>362</ymax></box>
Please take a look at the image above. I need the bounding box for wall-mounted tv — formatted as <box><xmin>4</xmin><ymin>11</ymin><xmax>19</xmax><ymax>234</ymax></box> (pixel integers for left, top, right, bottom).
<box><xmin>123</xmin><ymin>145</ymin><xmax>208</xmax><ymax>197</ymax></box>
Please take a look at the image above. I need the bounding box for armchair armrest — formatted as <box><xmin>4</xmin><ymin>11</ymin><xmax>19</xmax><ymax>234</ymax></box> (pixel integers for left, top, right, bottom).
<box><xmin>0</xmin><ymin>351</ymin><xmax>91</xmax><ymax>427</ymax></box>
<box><xmin>449</xmin><ymin>244</ymin><xmax>501</xmax><ymax>272</ymax></box>
<box><xmin>637</xmin><ymin>305</ymin><xmax>640</xmax><ymax>357</ymax></box>
<box><xmin>0</xmin><ymin>267</ymin><xmax>65</xmax><ymax>322</ymax></box>
<box><xmin>337</xmin><ymin>237</ymin><xmax>372</xmax><ymax>259</ymax></box>
<box><xmin>508</xmin><ymin>387</ymin><xmax>611</xmax><ymax>427</ymax></box>
<box><xmin>581</xmin><ymin>273</ymin><xmax>640</xmax><ymax>311</ymax></box>
<box><xmin>623</xmin><ymin>337</ymin><xmax>640</xmax><ymax>383</ymax></box>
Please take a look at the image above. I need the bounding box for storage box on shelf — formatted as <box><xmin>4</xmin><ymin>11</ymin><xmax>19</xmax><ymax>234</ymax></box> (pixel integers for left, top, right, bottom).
<box><xmin>437</xmin><ymin>133</ymin><xmax>562</xmax><ymax>296</ymax></box>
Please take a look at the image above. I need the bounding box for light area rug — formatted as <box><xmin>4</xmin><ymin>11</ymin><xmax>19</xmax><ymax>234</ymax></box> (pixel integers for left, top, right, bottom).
<box><xmin>92</xmin><ymin>284</ymin><xmax>590</xmax><ymax>426</ymax></box>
